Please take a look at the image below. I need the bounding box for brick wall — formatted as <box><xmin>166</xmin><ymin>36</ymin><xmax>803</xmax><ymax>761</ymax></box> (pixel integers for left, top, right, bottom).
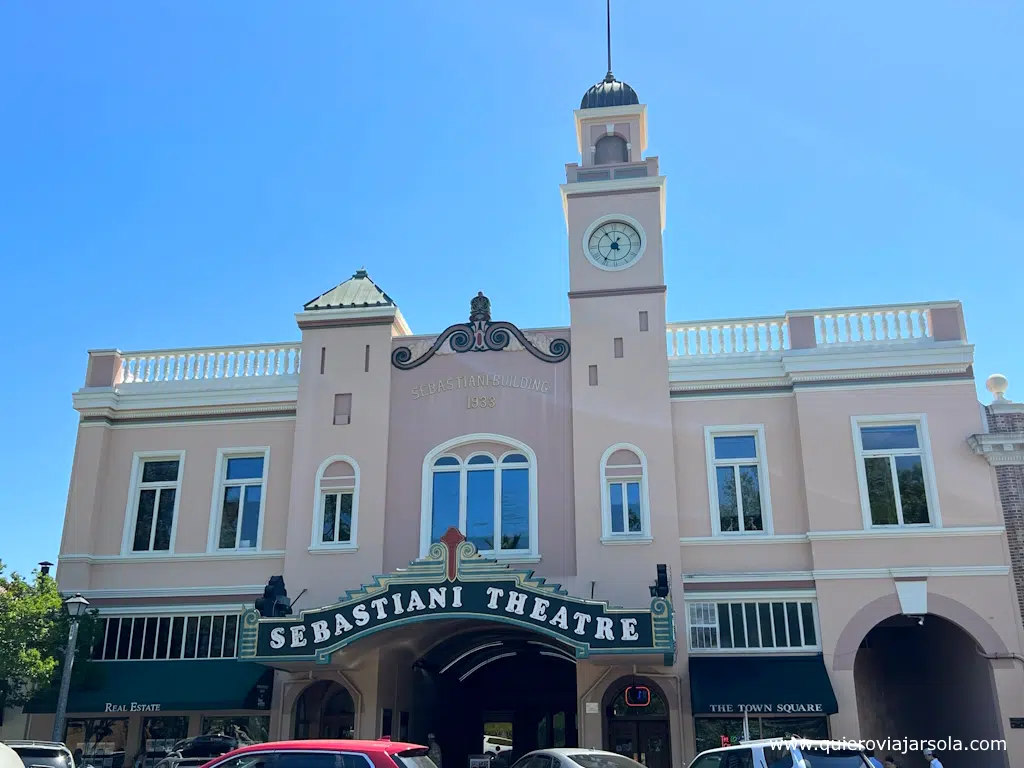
<box><xmin>985</xmin><ymin>406</ymin><xmax>1024</xmax><ymax>625</ymax></box>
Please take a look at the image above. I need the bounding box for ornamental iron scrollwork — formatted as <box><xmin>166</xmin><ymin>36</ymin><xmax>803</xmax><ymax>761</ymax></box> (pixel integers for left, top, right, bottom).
<box><xmin>391</xmin><ymin>292</ymin><xmax>570</xmax><ymax>370</ymax></box>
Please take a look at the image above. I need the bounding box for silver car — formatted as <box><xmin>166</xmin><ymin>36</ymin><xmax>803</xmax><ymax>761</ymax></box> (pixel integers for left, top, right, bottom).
<box><xmin>4</xmin><ymin>742</ymin><xmax>75</xmax><ymax>768</ymax></box>
<box><xmin>508</xmin><ymin>749</ymin><xmax>648</xmax><ymax>768</ymax></box>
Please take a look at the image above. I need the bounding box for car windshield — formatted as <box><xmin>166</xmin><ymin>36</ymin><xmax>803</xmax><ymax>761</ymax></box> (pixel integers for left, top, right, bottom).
<box><xmin>768</xmin><ymin>749</ymin><xmax>868</xmax><ymax>768</ymax></box>
<box><xmin>569</xmin><ymin>754</ymin><xmax>646</xmax><ymax>768</ymax></box>
<box><xmin>11</xmin><ymin>748</ymin><xmax>73</xmax><ymax>768</ymax></box>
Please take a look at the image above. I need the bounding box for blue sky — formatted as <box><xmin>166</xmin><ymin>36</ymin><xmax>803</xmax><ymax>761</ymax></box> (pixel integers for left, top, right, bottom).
<box><xmin>0</xmin><ymin>2</ymin><xmax>1021</xmax><ymax>576</ymax></box>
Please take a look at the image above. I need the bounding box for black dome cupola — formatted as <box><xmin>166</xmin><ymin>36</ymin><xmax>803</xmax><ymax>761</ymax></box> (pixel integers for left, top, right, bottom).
<box><xmin>579</xmin><ymin>0</ymin><xmax>639</xmax><ymax>109</ymax></box>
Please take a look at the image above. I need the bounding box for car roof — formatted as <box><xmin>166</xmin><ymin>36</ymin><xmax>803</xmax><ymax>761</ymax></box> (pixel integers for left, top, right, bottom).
<box><xmin>4</xmin><ymin>743</ymin><xmax>69</xmax><ymax>750</ymax></box>
<box><xmin>213</xmin><ymin>740</ymin><xmax>426</xmax><ymax>759</ymax></box>
<box><xmin>700</xmin><ymin>738</ymin><xmax>863</xmax><ymax>753</ymax></box>
<box><xmin>522</xmin><ymin>749</ymin><xmax>627</xmax><ymax>758</ymax></box>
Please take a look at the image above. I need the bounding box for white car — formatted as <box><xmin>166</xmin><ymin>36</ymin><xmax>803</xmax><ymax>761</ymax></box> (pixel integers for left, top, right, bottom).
<box><xmin>483</xmin><ymin>737</ymin><xmax>514</xmax><ymax>757</ymax></box>
<box><xmin>508</xmin><ymin>748</ymin><xmax>646</xmax><ymax>768</ymax></box>
<box><xmin>687</xmin><ymin>738</ymin><xmax>871</xmax><ymax>768</ymax></box>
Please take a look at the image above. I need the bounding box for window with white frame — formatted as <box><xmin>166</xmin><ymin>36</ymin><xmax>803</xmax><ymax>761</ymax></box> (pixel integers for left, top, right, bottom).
<box><xmin>853</xmin><ymin>417</ymin><xmax>936</xmax><ymax>527</ymax></box>
<box><xmin>214</xmin><ymin>451</ymin><xmax>268</xmax><ymax>550</ymax></box>
<box><xmin>128</xmin><ymin>455</ymin><xmax>183</xmax><ymax>553</ymax></box>
<box><xmin>706</xmin><ymin>427</ymin><xmax>772</xmax><ymax>535</ymax></box>
<box><xmin>314</xmin><ymin>457</ymin><xmax>358</xmax><ymax>548</ymax></box>
<box><xmin>423</xmin><ymin>441</ymin><xmax>536</xmax><ymax>557</ymax></box>
<box><xmin>91</xmin><ymin>613</ymin><xmax>240</xmax><ymax>660</ymax></box>
<box><xmin>600</xmin><ymin>445</ymin><xmax>650</xmax><ymax>539</ymax></box>
<box><xmin>686</xmin><ymin>599</ymin><xmax>819</xmax><ymax>652</ymax></box>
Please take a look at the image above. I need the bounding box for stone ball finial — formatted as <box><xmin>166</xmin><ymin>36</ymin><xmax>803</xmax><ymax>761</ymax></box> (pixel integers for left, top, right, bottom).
<box><xmin>986</xmin><ymin>373</ymin><xmax>1009</xmax><ymax>401</ymax></box>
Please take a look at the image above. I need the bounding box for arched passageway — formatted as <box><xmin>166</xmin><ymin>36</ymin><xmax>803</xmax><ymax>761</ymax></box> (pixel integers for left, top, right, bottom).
<box><xmin>293</xmin><ymin>680</ymin><xmax>356</xmax><ymax>740</ymax></box>
<box><xmin>854</xmin><ymin>614</ymin><xmax>1004</xmax><ymax>768</ymax></box>
<box><xmin>603</xmin><ymin>677</ymin><xmax>672</xmax><ymax>768</ymax></box>
<box><xmin>412</xmin><ymin>626</ymin><xmax>578</xmax><ymax>768</ymax></box>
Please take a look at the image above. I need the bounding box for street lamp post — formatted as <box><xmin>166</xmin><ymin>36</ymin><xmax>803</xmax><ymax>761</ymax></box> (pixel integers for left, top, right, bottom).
<box><xmin>52</xmin><ymin>594</ymin><xmax>90</xmax><ymax>744</ymax></box>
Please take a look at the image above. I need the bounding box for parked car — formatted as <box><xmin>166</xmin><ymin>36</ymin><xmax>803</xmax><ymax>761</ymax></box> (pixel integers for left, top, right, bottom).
<box><xmin>4</xmin><ymin>741</ymin><xmax>75</xmax><ymax>768</ymax></box>
<box><xmin>687</xmin><ymin>738</ymin><xmax>871</xmax><ymax>768</ymax></box>
<box><xmin>483</xmin><ymin>737</ymin><xmax>513</xmax><ymax>758</ymax></box>
<box><xmin>508</xmin><ymin>749</ymin><xmax>647</xmax><ymax>768</ymax></box>
<box><xmin>154</xmin><ymin>736</ymin><xmax>242</xmax><ymax>768</ymax></box>
<box><xmin>198</xmin><ymin>739</ymin><xmax>437</xmax><ymax>768</ymax></box>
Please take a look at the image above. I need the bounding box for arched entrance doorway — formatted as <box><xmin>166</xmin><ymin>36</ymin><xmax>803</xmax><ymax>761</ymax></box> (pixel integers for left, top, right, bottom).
<box><xmin>603</xmin><ymin>678</ymin><xmax>671</xmax><ymax>768</ymax></box>
<box><xmin>293</xmin><ymin>680</ymin><xmax>356</xmax><ymax>740</ymax></box>
<box><xmin>412</xmin><ymin>626</ymin><xmax>577</xmax><ymax>768</ymax></box>
<box><xmin>854</xmin><ymin>614</ymin><xmax>1003</xmax><ymax>768</ymax></box>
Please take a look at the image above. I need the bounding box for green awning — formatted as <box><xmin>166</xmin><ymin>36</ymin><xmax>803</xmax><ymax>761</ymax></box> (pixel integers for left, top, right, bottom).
<box><xmin>689</xmin><ymin>654</ymin><xmax>838</xmax><ymax>716</ymax></box>
<box><xmin>25</xmin><ymin>661</ymin><xmax>272</xmax><ymax>714</ymax></box>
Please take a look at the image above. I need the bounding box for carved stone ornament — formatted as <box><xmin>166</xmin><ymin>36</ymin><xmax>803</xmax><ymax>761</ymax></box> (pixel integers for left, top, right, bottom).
<box><xmin>391</xmin><ymin>292</ymin><xmax>570</xmax><ymax>370</ymax></box>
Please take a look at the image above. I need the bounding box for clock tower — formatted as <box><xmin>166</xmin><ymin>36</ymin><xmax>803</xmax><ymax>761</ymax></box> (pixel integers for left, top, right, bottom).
<box><xmin>561</xmin><ymin>13</ymin><xmax>680</xmax><ymax>582</ymax></box>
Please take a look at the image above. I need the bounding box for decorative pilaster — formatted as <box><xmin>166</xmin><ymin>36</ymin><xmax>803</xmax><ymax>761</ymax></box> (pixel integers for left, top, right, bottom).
<box><xmin>968</xmin><ymin>374</ymin><xmax>1024</xmax><ymax>626</ymax></box>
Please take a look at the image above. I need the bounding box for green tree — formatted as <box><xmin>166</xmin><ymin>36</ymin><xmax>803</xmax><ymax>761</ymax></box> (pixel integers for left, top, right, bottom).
<box><xmin>0</xmin><ymin>562</ymin><xmax>101</xmax><ymax>710</ymax></box>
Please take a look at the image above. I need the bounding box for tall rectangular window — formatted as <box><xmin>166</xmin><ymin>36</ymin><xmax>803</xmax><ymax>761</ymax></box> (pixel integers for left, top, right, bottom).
<box><xmin>321</xmin><ymin>491</ymin><xmax>354</xmax><ymax>545</ymax></box>
<box><xmin>129</xmin><ymin>456</ymin><xmax>182</xmax><ymax>553</ymax></box>
<box><xmin>706</xmin><ymin>427</ymin><xmax>772</xmax><ymax>535</ymax></box>
<box><xmin>216</xmin><ymin>452</ymin><xmax>268</xmax><ymax>550</ymax></box>
<box><xmin>854</xmin><ymin>418</ymin><xmax>935</xmax><ymax>527</ymax></box>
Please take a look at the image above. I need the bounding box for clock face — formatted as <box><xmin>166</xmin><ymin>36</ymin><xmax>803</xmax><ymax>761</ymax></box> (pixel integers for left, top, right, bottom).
<box><xmin>586</xmin><ymin>220</ymin><xmax>643</xmax><ymax>269</ymax></box>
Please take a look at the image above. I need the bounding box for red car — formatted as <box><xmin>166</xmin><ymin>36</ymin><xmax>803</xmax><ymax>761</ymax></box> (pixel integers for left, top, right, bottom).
<box><xmin>200</xmin><ymin>739</ymin><xmax>437</xmax><ymax>768</ymax></box>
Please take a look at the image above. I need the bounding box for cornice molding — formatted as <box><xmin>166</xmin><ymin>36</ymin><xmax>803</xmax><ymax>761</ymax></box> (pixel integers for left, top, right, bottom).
<box><xmin>61</xmin><ymin>550</ymin><xmax>286</xmax><ymax>565</ymax></box>
<box><xmin>559</xmin><ymin>175</ymin><xmax>667</xmax><ymax>230</ymax></box>
<box><xmin>967</xmin><ymin>432</ymin><xmax>1024</xmax><ymax>466</ymax></box>
<box><xmin>73</xmin><ymin>380</ymin><xmax>299</xmax><ymax>418</ymax></box>
<box><xmin>669</xmin><ymin>342</ymin><xmax>974</xmax><ymax>392</ymax></box>
<box><xmin>682</xmin><ymin>565</ymin><xmax>1010</xmax><ymax>584</ymax></box>
<box><xmin>71</xmin><ymin>585</ymin><xmax>267</xmax><ymax>599</ymax></box>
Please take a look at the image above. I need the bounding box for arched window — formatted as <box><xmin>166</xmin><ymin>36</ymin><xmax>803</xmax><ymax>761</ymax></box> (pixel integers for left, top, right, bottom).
<box><xmin>311</xmin><ymin>456</ymin><xmax>359</xmax><ymax>550</ymax></box>
<box><xmin>595</xmin><ymin>134</ymin><xmax>628</xmax><ymax>165</ymax></box>
<box><xmin>422</xmin><ymin>435</ymin><xmax>538</xmax><ymax>558</ymax></box>
<box><xmin>600</xmin><ymin>444</ymin><xmax>651</xmax><ymax>541</ymax></box>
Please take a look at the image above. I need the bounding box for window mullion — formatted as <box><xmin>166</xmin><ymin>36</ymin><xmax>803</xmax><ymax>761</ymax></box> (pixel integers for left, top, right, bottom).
<box><xmin>796</xmin><ymin>601</ymin><xmax>806</xmax><ymax>647</ymax></box>
<box><xmin>889</xmin><ymin>455</ymin><xmax>904</xmax><ymax>525</ymax></box>
<box><xmin>149</xmin><ymin>489</ymin><xmax>161</xmax><ymax>548</ymax></box>
<box><xmin>335</xmin><ymin>493</ymin><xmax>342</xmax><ymax>543</ymax></box>
<box><xmin>494</xmin><ymin>467</ymin><xmax>502</xmax><ymax>552</ymax></box>
<box><xmin>734</xmin><ymin>464</ymin><xmax>744</xmax><ymax>532</ymax></box>
<box><xmin>459</xmin><ymin>467</ymin><xmax>468</xmax><ymax>540</ymax></box>
<box><xmin>755</xmin><ymin>603</ymin><xmax>763</xmax><ymax>647</ymax></box>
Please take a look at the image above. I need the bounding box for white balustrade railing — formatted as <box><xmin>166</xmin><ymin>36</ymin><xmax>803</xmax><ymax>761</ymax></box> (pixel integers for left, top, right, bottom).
<box><xmin>808</xmin><ymin>304</ymin><xmax>932</xmax><ymax>345</ymax></box>
<box><xmin>120</xmin><ymin>344</ymin><xmax>301</xmax><ymax>384</ymax></box>
<box><xmin>667</xmin><ymin>316</ymin><xmax>790</xmax><ymax>357</ymax></box>
<box><xmin>667</xmin><ymin>301</ymin><xmax>952</xmax><ymax>359</ymax></box>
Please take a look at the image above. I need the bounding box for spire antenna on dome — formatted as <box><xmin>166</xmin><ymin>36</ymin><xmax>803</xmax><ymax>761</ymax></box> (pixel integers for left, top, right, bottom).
<box><xmin>605</xmin><ymin>0</ymin><xmax>614</xmax><ymax>81</ymax></box>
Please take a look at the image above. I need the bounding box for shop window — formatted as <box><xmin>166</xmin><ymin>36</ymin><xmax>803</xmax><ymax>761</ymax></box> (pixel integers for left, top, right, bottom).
<box><xmin>212</xmin><ymin>449</ymin><xmax>269</xmax><ymax>550</ymax></box>
<box><xmin>201</xmin><ymin>716</ymin><xmax>270</xmax><ymax>744</ymax></box>
<box><xmin>92</xmin><ymin>613</ymin><xmax>240</xmax><ymax>660</ymax></box>
<box><xmin>65</xmin><ymin>718</ymin><xmax>129</xmax><ymax>767</ymax></box>
<box><xmin>704</xmin><ymin>426</ymin><xmax>773</xmax><ymax>535</ymax></box>
<box><xmin>139</xmin><ymin>716</ymin><xmax>189</xmax><ymax>767</ymax></box>
<box><xmin>124</xmin><ymin>453</ymin><xmax>184</xmax><ymax>554</ymax></box>
<box><xmin>312</xmin><ymin>457</ymin><xmax>359</xmax><ymax>550</ymax></box>
<box><xmin>694</xmin><ymin>716</ymin><xmax>829</xmax><ymax>756</ymax></box>
<box><xmin>600</xmin><ymin>445</ymin><xmax>651</xmax><ymax>541</ymax></box>
<box><xmin>852</xmin><ymin>416</ymin><xmax>938</xmax><ymax>528</ymax></box>
<box><xmin>422</xmin><ymin>437</ymin><xmax>538</xmax><ymax>559</ymax></box>
<box><xmin>686</xmin><ymin>600</ymin><xmax>819</xmax><ymax>652</ymax></box>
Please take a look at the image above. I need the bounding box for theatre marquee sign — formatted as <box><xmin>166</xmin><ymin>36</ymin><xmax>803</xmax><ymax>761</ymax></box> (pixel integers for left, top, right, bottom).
<box><xmin>238</xmin><ymin>529</ymin><xmax>674</xmax><ymax>664</ymax></box>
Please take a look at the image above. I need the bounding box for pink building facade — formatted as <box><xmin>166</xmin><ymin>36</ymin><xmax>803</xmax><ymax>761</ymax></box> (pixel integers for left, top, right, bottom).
<box><xmin>15</xmin><ymin>74</ymin><xmax>1024</xmax><ymax>768</ymax></box>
